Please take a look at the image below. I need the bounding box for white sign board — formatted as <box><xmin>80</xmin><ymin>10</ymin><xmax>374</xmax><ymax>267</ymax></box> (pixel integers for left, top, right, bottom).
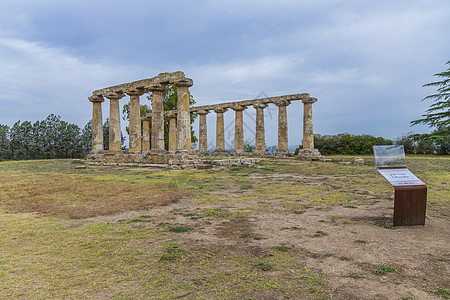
<box><xmin>377</xmin><ymin>168</ymin><xmax>425</xmax><ymax>186</ymax></box>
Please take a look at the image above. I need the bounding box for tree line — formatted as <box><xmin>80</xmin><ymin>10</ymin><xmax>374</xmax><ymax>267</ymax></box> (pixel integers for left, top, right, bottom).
<box><xmin>295</xmin><ymin>129</ymin><xmax>449</xmax><ymax>156</ymax></box>
<box><xmin>0</xmin><ymin>114</ymin><xmax>118</xmax><ymax>161</ymax></box>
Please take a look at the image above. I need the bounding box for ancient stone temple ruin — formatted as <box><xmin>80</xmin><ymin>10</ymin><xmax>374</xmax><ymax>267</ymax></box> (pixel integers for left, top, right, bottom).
<box><xmin>87</xmin><ymin>71</ymin><xmax>323</xmax><ymax>164</ymax></box>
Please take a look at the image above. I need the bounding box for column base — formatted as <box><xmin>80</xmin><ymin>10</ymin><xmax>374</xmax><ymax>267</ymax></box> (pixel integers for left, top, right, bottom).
<box><xmin>297</xmin><ymin>149</ymin><xmax>325</xmax><ymax>161</ymax></box>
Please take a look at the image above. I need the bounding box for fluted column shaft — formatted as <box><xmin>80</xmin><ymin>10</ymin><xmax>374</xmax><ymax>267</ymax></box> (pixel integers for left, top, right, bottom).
<box><xmin>198</xmin><ymin>110</ymin><xmax>209</xmax><ymax>154</ymax></box>
<box><xmin>149</xmin><ymin>85</ymin><xmax>165</xmax><ymax>152</ymax></box>
<box><xmin>127</xmin><ymin>89</ymin><xmax>145</xmax><ymax>153</ymax></box>
<box><xmin>275</xmin><ymin>100</ymin><xmax>291</xmax><ymax>152</ymax></box>
<box><xmin>253</xmin><ymin>103</ymin><xmax>268</xmax><ymax>153</ymax></box>
<box><xmin>142</xmin><ymin>118</ymin><xmax>151</xmax><ymax>151</ymax></box>
<box><xmin>302</xmin><ymin>98</ymin><xmax>317</xmax><ymax>149</ymax></box>
<box><xmin>214</xmin><ymin>108</ymin><xmax>227</xmax><ymax>152</ymax></box>
<box><xmin>105</xmin><ymin>93</ymin><xmax>124</xmax><ymax>152</ymax></box>
<box><xmin>233</xmin><ymin>106</ymin><xmax>246</xmax><ymax>152</ymax></box>
<box><xmin>167</xmin><ymin>113</ymin><xmax>177</xmax><ymax>152</ymax></box>
<box><xmin>175</xmin><ymin>81</ymin><xmax>193</xmax><ymax>151</ymax></box>
<box><xmin>89</xmin><ymin>96</ymin><xmax>105</xmax><ymax>152</ymax></box>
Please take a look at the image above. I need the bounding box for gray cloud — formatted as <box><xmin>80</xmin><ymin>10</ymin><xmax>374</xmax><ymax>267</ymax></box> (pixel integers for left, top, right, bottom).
<box><xmin>0</xmin><ymin>0</ymin><xmax>448</xmax><ymax>145</ymax></box>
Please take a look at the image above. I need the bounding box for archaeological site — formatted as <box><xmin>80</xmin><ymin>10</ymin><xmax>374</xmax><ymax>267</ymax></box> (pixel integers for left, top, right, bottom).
<box><xmin>87</xmin><ymin>71</ymin><xmax>323</xmax><ymax>166</ymax></box>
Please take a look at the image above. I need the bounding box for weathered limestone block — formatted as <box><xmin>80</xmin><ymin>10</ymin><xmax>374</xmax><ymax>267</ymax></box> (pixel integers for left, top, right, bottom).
<box><xmin>297</xmin><ymin>148</ymin><xmax>325</xmax><ymax>161</ymax></box>
<box><xmin>353</xmin><ymin>157</ymin><xmax>364</xmax><ymax>166</ymax></box>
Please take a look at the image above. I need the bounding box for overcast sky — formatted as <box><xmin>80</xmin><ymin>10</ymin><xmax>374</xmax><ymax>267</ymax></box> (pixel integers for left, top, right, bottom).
<box><xmin>1</xmin><ymin>0</ymin><xmax>449</xmax><ymax>149</ymax></box>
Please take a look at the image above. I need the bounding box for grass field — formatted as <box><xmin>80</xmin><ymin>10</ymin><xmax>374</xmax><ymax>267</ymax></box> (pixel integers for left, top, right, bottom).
<box><xmin>0</xmin><ymin>156</ymin><xmax>448</xmax><ymax>299</ymax></box>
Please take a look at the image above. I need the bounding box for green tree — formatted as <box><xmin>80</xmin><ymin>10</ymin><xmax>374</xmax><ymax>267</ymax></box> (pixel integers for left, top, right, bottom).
<box><xmin>122</xmin><ymin>79</ymin><xmax>197</xmax><ymax>150</ymax></box>
<box><xmin>0</xmin><ymin>124</ymin><xmax>10</xmax><ymax>160</ymax></box>
<box><xmin>411</xmin><ymin>60</ymin><xmax>450</xmax><ymax>129</ymax></box>
<box><xmin>80</xmin><ymin>120</ymin><xmax>92</xmax><ymax>154</ymax></box>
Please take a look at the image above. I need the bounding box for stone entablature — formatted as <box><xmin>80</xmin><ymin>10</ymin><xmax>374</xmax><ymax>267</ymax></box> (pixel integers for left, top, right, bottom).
<box><xmin>91</xmin><ymin>71</ymin><xmax>192</xmax><ymax>97</ymax></box>
<box><xmin>151</xmin><ymin>93</ymin><xmax>313</xmax><ymax>116</ymax></box>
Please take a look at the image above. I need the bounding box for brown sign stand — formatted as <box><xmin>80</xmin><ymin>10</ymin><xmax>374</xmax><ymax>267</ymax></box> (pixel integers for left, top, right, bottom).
<box><xmin>373</xmin><ymin>145</ymin><xmax>427</xmax><ymax>227</ymax></box>
<box><xmin>393</xmin><ymin>185</ymin><xmax>427</xmax><ymax>226</ymax></box>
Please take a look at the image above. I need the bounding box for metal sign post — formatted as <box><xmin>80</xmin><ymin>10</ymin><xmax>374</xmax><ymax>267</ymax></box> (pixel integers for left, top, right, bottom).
<box><xmin>373</xmin><ymin>146</ymin><xmax>427</xmax><ymax>226</ymax></box>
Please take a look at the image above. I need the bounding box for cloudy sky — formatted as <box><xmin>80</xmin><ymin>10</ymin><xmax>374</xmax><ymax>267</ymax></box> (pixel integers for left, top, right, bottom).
<box><xmin>1</xmin><ymin>0</ymin><xmax>449</xmax><ymax>149</ymax></box>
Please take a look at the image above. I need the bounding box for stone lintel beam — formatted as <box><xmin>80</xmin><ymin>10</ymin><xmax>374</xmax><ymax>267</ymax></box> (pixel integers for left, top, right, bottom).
<box><xmin>188</xmin><ymin>93</ymin><xmax>310</xmax><ymax>113</ymax></box>
<box><xmin>148</xmin><ymin>93</ymin><xmax>314</xmax><ymax>116</ymax></box>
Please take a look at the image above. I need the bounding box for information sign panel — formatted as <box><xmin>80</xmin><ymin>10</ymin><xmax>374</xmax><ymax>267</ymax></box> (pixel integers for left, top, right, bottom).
<box><xmin>377</xmin><ymin>168</ymin><xmax>425</xmax><ymax>186</ymax></box>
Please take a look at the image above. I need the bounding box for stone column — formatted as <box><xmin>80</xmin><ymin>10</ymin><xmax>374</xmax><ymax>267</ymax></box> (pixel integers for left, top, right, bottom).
<box><xmin>148</xmin><ymin>83</ymin><xmax>166</xmax><ymax>152</ymax></box>
<box><xmin>126</xmin><ymin>89</ymin><xmax>145</xmax><ymax>153</ymax></box>
<box><xmin>302</xmin><ymin>98</ymin><xmax>317</xmax><ymax>149</ymax></box>
<box><xmin>232</xmin><ymin>105</ymin><xmax>247</xmax><ymax>154</ymax></box>
<box><xmin>174</xmin><ymin>79</ymin><xmax>194</xmax><ymax>152</ymax></box>
<box><xmin>142</xmin><ymin>116</ymin><xmax>151</xmax><ymax>151</ymax></box>
<box><xmin>253</xmin><ymin>103</ymin><xmax>268</xmax><ymax>154</ymax></box>
<box><xmin>88</xmin><ymin>95</ymin><xmax>105</xmax><ymax>153</ymax></box>
<box><xmin>297</xmin><ymin>97</ymin><xmax>323</xmax><ymax>160</ymax></box>
<box><xmin>198</xmin><ymin>109</ymin><xmax>210</xmax><ymax>155</ymax></box>
<box><xmin>167</xmin><ymin>112</ymin><xmax>177</xmax><ymax>152</ymax></box>
<box><xmin>275</xmin><ymin>100</ymin><xmax>291</xmax><ymax>153</ymax></box>
<box><xmin>213</xmin><ymin>108</ymin><xmax>228</xmax><ymax>155</ymax></box>
<box><xmin>105</xmin><ymin>92</ymin><xmax>125</xmax><ymax>152</ymax></box>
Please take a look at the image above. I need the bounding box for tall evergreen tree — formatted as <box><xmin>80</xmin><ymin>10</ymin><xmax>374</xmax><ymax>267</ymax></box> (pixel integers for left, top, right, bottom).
<box><xmin>412</xmin><ymin>60</ymin><xmax>450</xmax><ymax>128</ymax></box>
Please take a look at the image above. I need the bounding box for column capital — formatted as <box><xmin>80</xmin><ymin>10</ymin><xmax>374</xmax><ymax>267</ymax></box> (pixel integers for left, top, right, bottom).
<box><xmin>253</xmin><ymin>103</ymin><xmax>268</xmax><ymax>109</ymax></box>
<box><xmin>214</xmin><ymin>107</ymin><xmax>228</xmax><ymax>114</ymax></box>
<box><xmin>232</xmin><ymin>105</ymin><xmax>247</xmax><ymax>111</ymax></box>
<box><xmin>197</xmin><ymin>109</ymin><xmax>210</xmax><ymax>115</ymax></box>
<box><xmin>104</xmin><ymin>92</ymin><xmax>125</xmax><ymax>100</ymax></box>
<box><xmin>173</xmin><ymin>78</ymin><xmax>193</xmax><ymax>87</ymax></box>
<box><xmin>302</xmin><ymin>97</ymin><xmax>317</xmax><ymax>104</ymax></box>
<box><xmin>274</xmin><ymin>100</ymin><xmax>291</xmax><ymax>107</ymax></box>
<box><xmin>145</xmin><ymin>113</ymin><xmax>152</xmax><ymax>119</ymax></box>
<box><xmin>126</xmin><ymin>88</ymin><xmax>146</xmax><ymax>96</ymax></box>
<box><xmin>147</xmin><ymin>83</ymin><xmax>166</xmax><ymax>92</ymax></box>
<box><xmin>88</xmin><ymin>95</ymin><xmax>104</xmax><ymax>103</ymax></box>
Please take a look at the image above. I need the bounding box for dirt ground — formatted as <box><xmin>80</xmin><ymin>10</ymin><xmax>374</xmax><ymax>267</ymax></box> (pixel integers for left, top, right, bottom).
<box><xmin>81</xmin><ymin>173</ymin><xmax>450</xmax><ymax>300</ymax></box>
<box><xmin>2</xmin><ymin>159</ymin><xmax>448</xmax><ymax>299</ymax></box>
